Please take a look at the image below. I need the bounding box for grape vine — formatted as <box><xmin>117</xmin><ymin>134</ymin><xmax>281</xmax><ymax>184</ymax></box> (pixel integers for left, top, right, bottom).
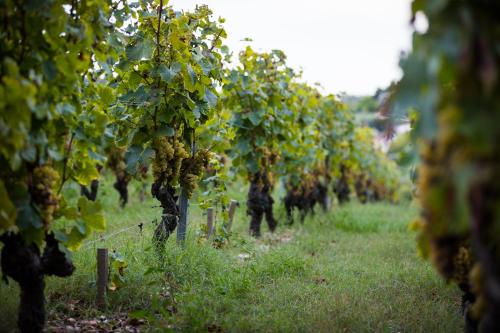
<box><xmin>223</xmin><ymin>47</ymin><xmax>295</xmax><ymax>237</ymax></box>
<box><xmin>0</xmin><ymin>1</ymin><xmax>128</xmax><ymax>331</ymax></box>
<box><xmin>113</xmin><ymin>2</ymin><xmax>226</xmax><ymax>249</ymax></box>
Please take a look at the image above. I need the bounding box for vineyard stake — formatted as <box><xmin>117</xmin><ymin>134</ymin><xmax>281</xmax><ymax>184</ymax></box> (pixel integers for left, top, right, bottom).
<box><xmin>177</xmin><ymin>136</ymin><xmax>195</xmax><ymax>244</ymax></box>
<box><xmin>96</xmin><ymin>248</ymin><xmax>108</xmax><ymax>310</ymax></box>
<box><xmin>227</xmin><ymin>200</ymin><xmax>238</xmax><ymax>232</ymax></box>
<box><xmin>207</xmin><ymin>208</ymin><xmax>214</xmax><ymax>237</ymax></box>
<box><xmin>177</xmin><ymin>188</ymin><xmax>189</xmax><ymax>244</ymax></box>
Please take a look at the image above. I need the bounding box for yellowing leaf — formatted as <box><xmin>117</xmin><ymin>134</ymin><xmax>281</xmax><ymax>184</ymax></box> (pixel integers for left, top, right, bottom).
<box><xmin>0</xmin><ymin>180</ymin><xmax>17</xmax><ymax>230</ymax></box>
<box><xmin>72</xmin><ymin>162</ymin><xmax>100</xmax><ymax>186</ymax></box>
<box><xmin>78</xmin><ymin>197</ymin><xmax>106</xmax><ymax>231</ymax></box>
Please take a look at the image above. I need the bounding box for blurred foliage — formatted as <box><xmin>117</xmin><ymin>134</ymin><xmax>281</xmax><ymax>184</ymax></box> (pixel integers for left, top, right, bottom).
<box><xmin>0</xmin><ymin>0</ymin><xmax>131</xmax><ymax>251</ymax></box>
<box><xmin>394</xmin><ymin>0</ymin><xmax>500</xmax><ymax>330</ymax></box>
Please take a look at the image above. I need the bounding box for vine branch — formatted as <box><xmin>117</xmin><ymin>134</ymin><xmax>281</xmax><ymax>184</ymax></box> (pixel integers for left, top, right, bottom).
<box><xmin>153</xmin><ymin>0</ymin><xmax>164</xmax><ymax>131</ymax></box>
<box><xmin>209</xmin><ymin>29</ymin><xmax>224</xmax><ymax>52</ymax></box>
<box><xmin>58</xmin><ymin>132</ymin><xmax>75</xmax><ymax>194</ymax></box>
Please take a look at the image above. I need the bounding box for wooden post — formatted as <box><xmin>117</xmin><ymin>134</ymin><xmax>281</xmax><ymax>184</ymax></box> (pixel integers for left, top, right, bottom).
<box><xmin>207</xmin><ymin>207</ymin><xmax>214</xmax><ymax>237</ymax></box>
<box><xmin>227</xmin><ymin>200</ymin><xmax>238</xmax><ymax>232</ymax></box>
<box><xmin>324</xmin><ymin>194</ymin><xmax>331</xmax><ymax>211</ymax></box>
<box><xmin>96</xmin><ymin>248</ymin><xmax>108</xmax><ymax>310</ymax></box>
<box><xmin>177</xmin><ymin>135</ymin><xmax>195</xmax><ymax>244</ymax></box>
<box><xmin>177</xmin><ymin>188</ymin><xmax>189</xmax><ymax>243</ymax></box>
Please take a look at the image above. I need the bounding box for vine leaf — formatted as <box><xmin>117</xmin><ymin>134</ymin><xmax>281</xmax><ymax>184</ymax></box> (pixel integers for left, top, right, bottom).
<box><xmin>0</xmin><ymin>180</ymin><xmax>17</xmax><ymax>230</ymax></box>
<box><xmin>126</xmin><ymin>38</ymin><xmax>154</xmax><ymax>61</ymax></box>
<box><xmin>78</xmin><ymin>197</ymin><xmax>106</xmax><ymax>232</ymax></box>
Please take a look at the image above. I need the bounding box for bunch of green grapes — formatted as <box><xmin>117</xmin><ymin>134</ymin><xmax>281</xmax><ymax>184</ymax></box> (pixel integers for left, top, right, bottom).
<box><xmin>152</xmin><ymin>136</ymin><xmax>190</xmax><ymax>186</ymax></box>
<box><xmin>256</xmin><ymin>147</ymin><xmax>280</xmax><ymax>169</ymax></box>
<box><xmin>31</xmin><ymin>165</ymin><xmax>60</xmax><ymax>227</ymax></box>
<box><xmin>180</xmin><ymin>149</ymin><xmax>212</xmax><ymax>198</ymax></box>
<box><xmin>152</xmin><ymin>137</ymin><xmax>174</xmax><ymax>179</ymax></box>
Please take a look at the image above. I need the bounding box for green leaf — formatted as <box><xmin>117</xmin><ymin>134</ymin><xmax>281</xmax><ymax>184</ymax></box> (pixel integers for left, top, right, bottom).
<box><xmin>98</xmin><ymin>86</ymin><xmax>115</xmax><ymax>105</ymax></box>
<box><xmin>66</xmin><ymin>226</ymin><xmax>87</xmax><ymax>252</ymax></box>
<box><xmin>158</xmin><ymin>62</ymin><xmax>182</xmax><ymax>83</ymax></box>
<box><xmin>56</xmin><ymin>103</ymin><xmax>76</xmax><ymax>116</ymax></box>
<box><xmin>20</xmin><ymin>144</ymin><xmax>36</xmax><ymax>163</ymax></box>
<box><xmin>248</xmin><ymin>112</ymin><xmax>262</xmax><ymax>126</ymax></box>
<box><xmin>42</xmin><ymin>60</ymin><xmax>57</xmax><ymax>81</ymax></box>
<box><xmin>158</xmin><ymin>65</ymin><xmax>174</xmax><ymax>83</ymax></box>
<box><xmin>236</xmin><ymin>138</ymin><xmax>251</xmax><ymax>155</ymax></box>
<box><xmin>126</xmin><ymin>38</ymin><xmax>154</xmax><ymax>61</ymax></box>
<box><xmin>171</xmin><ymin>62</ymin><xmax>182</xmax><ymax>74</ymax></box>
<box><xmin>125</xmin><ymin>145</ymin><xmax>142</xmax><ymax>174</ymax></box>
<box><xmin>204</xmin><ymin>88</ymin><xmax>218</xmax><ymax>108</ymax></box>
<box><xmin>72</xmin><ymin>162</ymin><xmax>100</xmax><ymax>186</ymax></box>
<box><xmin>183</xmin><ymin>64</ymin><xmax>197</xmax><ymax>92</ymax></box>
<box><xmin>78</xmin><ymin>197</ymin><xmax>106</xmax><ymax>232</ymax></box>
<box><xmin>17</xmin><ymin>201</ymin><xmax>43</xmax><ymax>230</ymax></box>
<box><xmin>154</xmin><ymin>126</ymin><xmax>175</xmax><ymax>137</ymax></box>
<box><xmin>22</xmin><ymin>226</ymin><xmax>45</xmax><ymax>248</ymax></box>
<box><xmin>48</xmin><ymin>148</ymin><xmax>63</xmax><ymax>161</ymax></box>
<box><xmin>246</xmin><ymin>159</ymin><xmax>259</xmax><ymax>174</ymax></box>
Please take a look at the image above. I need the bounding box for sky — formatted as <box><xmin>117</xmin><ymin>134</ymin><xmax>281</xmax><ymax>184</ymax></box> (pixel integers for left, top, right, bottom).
<box><xmin>169</xmin><ymin>0</ymin><xmax>414</xmax><ymax>96</ymax></box>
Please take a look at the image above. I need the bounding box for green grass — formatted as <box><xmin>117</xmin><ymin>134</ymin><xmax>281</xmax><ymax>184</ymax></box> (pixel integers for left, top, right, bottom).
<box><xmin>0</xmin><ymin>177</ymin><xmax>463</xmax><ymax>332</ymax></box>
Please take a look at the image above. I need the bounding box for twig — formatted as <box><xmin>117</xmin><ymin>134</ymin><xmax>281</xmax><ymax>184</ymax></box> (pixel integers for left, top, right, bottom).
<box><xmin>58</xmin><ymin>132</ymin><xmax>75</xmax><ymax>194</ymax></box>
<box><xmin>209</xmin><ymin>29</ymin><xmax>224</xmax><ymax>52</ymax></box>
<box><xmin>155</xmin><ymin>1</ymin><xmax>164</xmax><ymax>61</ymax></box>
<box><xmin>152</xmin><ymin>0</ymin><xmax>164</xmax><ymax>131</ymax></box>
<box><xmin>133</xmin><ymin>69</ymin><xmax>153</xmax><ymax>85</ymax></box>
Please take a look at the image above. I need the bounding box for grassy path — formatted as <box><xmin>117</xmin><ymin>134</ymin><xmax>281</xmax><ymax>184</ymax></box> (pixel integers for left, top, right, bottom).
<box><xmin>1</xmin><ymin>181</ymin><xmax>463</xmax><ymax>332</ymax></box>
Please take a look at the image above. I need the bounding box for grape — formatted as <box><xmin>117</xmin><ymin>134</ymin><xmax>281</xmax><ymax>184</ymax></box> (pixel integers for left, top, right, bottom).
<box><xmin>180</xmin><ymin>149</ymin><xmax>212</xmax><ymax>198</ymax></box>
<box><xmin>31</xmin><ymin>165</ymin><xmax>60</xmax><ymax>226</ymax></box>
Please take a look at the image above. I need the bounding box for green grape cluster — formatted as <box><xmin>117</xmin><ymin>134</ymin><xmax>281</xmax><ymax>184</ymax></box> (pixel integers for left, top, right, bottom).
<box><xmin>31</xmin><ymin>165</ymin><xmax>60</xmax><ymax>227</ymax></box>
<box><xmin>152</xmin><ymin>136</ymin><xmax>189</xmax><ymax>186</ymax></box>
<box><xmin>256</xmin><ymin>147</ymin><xmax>280</xmax><ymax>169</ymax></box>
<box><xmin>180</xmin><ymin>149</ymin><xmax>212</xmax><ymax>198</ymax></box>
<box><xmin>152</xmin><ymin>137</ymin><xmax>175</xmax><ymax>179</ymax></box>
